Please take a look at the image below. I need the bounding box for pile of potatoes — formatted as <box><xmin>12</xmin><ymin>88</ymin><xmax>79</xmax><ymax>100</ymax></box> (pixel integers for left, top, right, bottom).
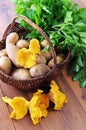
<box><xmin>0</xmin><ymin>32</ymin><xmax>64</xmax><ymax>80</ymax></box>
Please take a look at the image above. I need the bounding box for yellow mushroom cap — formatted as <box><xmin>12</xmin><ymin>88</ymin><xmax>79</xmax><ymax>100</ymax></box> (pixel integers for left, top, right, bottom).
<box><xmin>2</xmin><ymin>96</ymin><xmax>29</xmax><ymax>120</ymax></box>
<box><xmin>48</xmin><ymin>80</ymin><xmax>67</xmax><ymax>110</ymax></box>
<box><xmin>16</xmin><ymin>39</ymin><xmax>41</xmax><ymax>68</ymax></box>
<box><xmin>28</xmin><ymin>90</ymin><xmax>49</xmax><ymax>125</ymax></box>
<box><xmin>29</xmin><ymin>39</ymin><xmax>41</xmax><ymax>54</ymax></box>
<box><xmin>16</xmin><ymin>48</ymin><xmax>36</xmax><ymax>68</ymax></box>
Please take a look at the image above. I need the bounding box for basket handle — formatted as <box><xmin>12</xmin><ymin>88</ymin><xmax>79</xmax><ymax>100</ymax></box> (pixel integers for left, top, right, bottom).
<box><xmin>11</xmin><ymin>15</ymin><xmax>57</xmax><ymax>64</ymax></box>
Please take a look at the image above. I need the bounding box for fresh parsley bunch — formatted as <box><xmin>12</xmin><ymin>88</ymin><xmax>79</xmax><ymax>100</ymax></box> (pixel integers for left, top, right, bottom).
<box><xmin>12</xmin><ymin>0</ymin><xmax>86</xmax><ymax>88</ymax></box>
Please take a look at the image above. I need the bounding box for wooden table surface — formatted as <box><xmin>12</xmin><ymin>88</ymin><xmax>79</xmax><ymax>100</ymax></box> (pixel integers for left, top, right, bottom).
<box><xmin>0</xmin><ymin>0</ymin><xmax>86</xmax><ymax>130</ymax></box>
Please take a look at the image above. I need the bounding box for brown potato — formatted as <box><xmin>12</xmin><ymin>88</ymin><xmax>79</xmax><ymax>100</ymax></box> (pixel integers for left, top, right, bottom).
<box><xmin>11</xmin><ymin>68</ymin><xmax>31</xmax><ymax>80</ymax></box>
<box><xmin>6</xmin><ymin>32</ymin><xmax>19</xmax><ymax>44</ymax></box>
<box><xmin>41</xmin><ymin>50</ymin><xmax>52</xmax><ymax>61</ymax></box>
<box><xmin>16</xmin><ymin>39</ymin><xmax>29</xmax><ymax>48</ymax></box>
<box><xmin>40</xmin><ymin>40</ymin><xmax>48</xmax><ymax>48</ymax></box>
<box><xmin>0</xmin><ymin>49</ymin><xmax>7</xmax><ymax>57</ymax></box>
<box><xmin>0</xmin><ymin>56</ymin><xmax>12</xmax><ymax>74</ymax></box>
<box><xmin>30</xmin><ymin>64</ymin><xmax>50</xmax><ymax>77</ymax></box>
<box><xmin>36</xmin><ymin>54</ymin><xmax>46</xmax><ymax>64</ymax></box>
<box><xmin>48</xmin><ymin>56</ymin><xmax>63</xmax><ymax>68</ymax></box>
<box><xmin>6</xmin><ymin>42</ymin><xmax>20</xmax><ymax>67</ymax></box>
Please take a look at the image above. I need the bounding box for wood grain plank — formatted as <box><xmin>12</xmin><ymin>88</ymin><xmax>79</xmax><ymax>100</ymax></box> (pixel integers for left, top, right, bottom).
<box><xmin>56</xmin><ymin>74</ymin><xmax>86</xmax><ymax>130</ymax></box>
<box><xmin>0</xmin><ymin>73</ymin><xmax>86</xmax><ymax>130</ymax></box>
<box><xmin>0</xmin><ymin>81</ymin><xmax>43</xmax><ymax>130</ymax></box>
<box><xmin>0</xmin><ymin>88</ymin><xmax>16</xmax><ymax>130</ymax></box>
<box><xmin>62</xmin><ymin>65</ymin><xmax>86</xmax><ymax>112</ymax></box>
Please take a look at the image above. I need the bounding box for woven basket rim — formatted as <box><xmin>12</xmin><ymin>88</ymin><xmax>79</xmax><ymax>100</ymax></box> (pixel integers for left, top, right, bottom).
<box><xmin>0</xmin><ymin>15</ymin><xmax>70</xmax><ymax>90</ymax></box>
<box><xmin>0</xmin><ymin>64</ymin><xmax>61</xmax><ymax>82</ymax></box>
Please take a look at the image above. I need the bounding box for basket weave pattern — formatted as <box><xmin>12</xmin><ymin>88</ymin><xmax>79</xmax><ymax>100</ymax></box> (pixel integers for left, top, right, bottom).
<box><xmin>0</xmin><ymin>15</ymin><xmax>70</xmax><ymax>90</ymax></box>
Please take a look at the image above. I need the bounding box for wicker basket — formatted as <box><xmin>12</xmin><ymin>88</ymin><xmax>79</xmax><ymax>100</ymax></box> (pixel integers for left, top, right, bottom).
<box><xmin>0</xmin><ymin>15</ymin><xmax>70</xmax><ymax>91</ymax></box>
